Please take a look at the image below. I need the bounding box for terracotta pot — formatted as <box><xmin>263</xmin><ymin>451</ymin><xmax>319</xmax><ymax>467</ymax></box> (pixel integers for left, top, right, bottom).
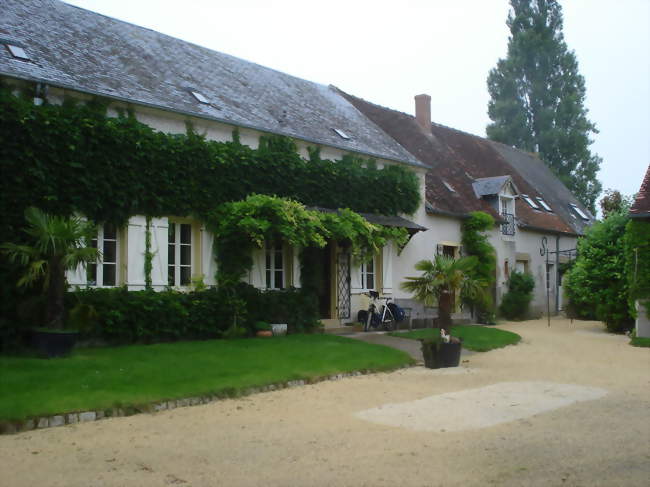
<box><xmin>256</xmin><ymin>330</ymin><xmax>273</xmax><ymax>337</ymax></box>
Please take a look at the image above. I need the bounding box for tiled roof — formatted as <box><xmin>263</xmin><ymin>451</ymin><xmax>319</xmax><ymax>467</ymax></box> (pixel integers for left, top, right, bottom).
<box><xmin>630</xmin><ymin>164</ymin><xmax>650</xmax><ymax>219</ymax></box>
<box><xmin>0</xmin><ymin>0</ymin><xmax>423</xmax><ymax>167</ymax></box>
<box><xmin>337</xmin><ymin>89</ymin><xmax>593</xmax><ymax>235</ymax></box>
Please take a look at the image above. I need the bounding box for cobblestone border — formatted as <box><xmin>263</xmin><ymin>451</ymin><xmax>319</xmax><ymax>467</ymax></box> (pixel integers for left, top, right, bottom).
<box><xmin>0</xmin><ymin>364</ymin><xmax>414</xmax><ymax>435</ymax></box>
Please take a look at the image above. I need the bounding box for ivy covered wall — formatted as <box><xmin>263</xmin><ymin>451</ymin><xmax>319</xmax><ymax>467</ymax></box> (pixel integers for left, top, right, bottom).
<box><xmin>0</xmin><ymin>85</ymin><xmax>421</xmax><ymax>244</ymax></box>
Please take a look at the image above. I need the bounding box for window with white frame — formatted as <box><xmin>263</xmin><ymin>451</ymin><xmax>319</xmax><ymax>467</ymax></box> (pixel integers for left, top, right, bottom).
<box><xmin>265</xmin><ymin>241</ymin><xmax>284</xmax><ymax>289</ymax></box>
<box><xmin>168</xmin><ymin>222</ymin><xmax>192</xmax><ymax>286</ymax></box>
<box><xmin>87</xmin><ymin>223</ymin><xmax>118</xmax><ymax>286</ymax></box>
<box><xmin>361</xmin><ymin>257</ymin><xmax>375</xmax><ymax>290</ymax></box>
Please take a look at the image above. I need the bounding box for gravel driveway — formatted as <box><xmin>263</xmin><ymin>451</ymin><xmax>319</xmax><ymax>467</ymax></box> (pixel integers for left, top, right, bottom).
<box><xmin>1</xmin><ymin>318</ymin><xmax>648</xmax><ymax>487</ymax></box>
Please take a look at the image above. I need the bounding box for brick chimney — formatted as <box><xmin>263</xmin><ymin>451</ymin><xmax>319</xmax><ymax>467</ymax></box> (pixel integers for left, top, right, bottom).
<box><xmin>414</xmin><ymin>94</ymin><xmax>431</xmax><ymax>134</ymax></box>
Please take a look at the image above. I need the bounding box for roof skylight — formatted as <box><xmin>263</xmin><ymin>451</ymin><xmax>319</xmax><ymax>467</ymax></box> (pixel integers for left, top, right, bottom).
<box><xmin>332</xmin><ymin>128</ymin><xmax>351</xmax><ymax>140</ymax></box>
<box><xmin>190</xmin><ymin>91</ymin><xmax>210</xmax><ymax>104</ymax></box>
<box><xmin>521</xmin><ymin>194</ymin><xmax>539</xmax><ymax>209</ymax></box>
<box><xmin>569</xmin><ymin>203</ymin><xmax>589</xmax><ymax>220</ymax></box>
<box><xmin>536</xmin><ymin>197</ymin><xmax>553</xmax><ymax>212</ymax></box>
<box><xmin>5</xmin><ymin>44</ymin><xmax>29</xmax><ymax>61</ymax></box>
<box><xmin>442</xmin><ymin>180</ymin><xmax>456</xmax><ymax>193</ymax></box>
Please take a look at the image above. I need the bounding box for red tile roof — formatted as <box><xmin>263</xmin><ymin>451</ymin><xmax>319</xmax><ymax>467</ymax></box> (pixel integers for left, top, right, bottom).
<box><xmin>338</xmin><ymin>90</ymin><xmax>589</xmax><ymax>235</ymax></box>
<box><xmin>630</xmin><ymin>164</ymin><xmax>650</xmax><ymax>219</ymax></box>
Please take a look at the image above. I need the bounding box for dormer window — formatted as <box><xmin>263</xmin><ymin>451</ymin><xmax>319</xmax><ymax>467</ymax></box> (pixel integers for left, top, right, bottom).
<box><xmin>500</xmin><ymin>195</ymin><xmax>516</xmax><ymax>236</ymax></box>
<box><xmin>332</xmin><ymin>128</ymin><xmax>351</xmax><ymax>140</ymax></box>
<box><xmin>521</xmin><ymin>194</ymin><xmax>540</xmax><ymax>209</ymax></box>
<box><xmin>190</xmin><ymin>91</ymin><xmax>210</xmax><ymax>104</ymax></box>
<box><xmin>569</xmin><ymin>203</ymin><xmax>590</xmax><ymax>221</ymax></box>
<box><xmin>442</xmin><ymin>180</ymin><xmax>456</xmax><ymax>193</ymax></box>
<box><xmin>536</xmin><ymin>197</ymin><xmax>553</xmax><ymax>212</ymax></box>
<box><xmin>5</xmin><ymin>44</ymin><xmax>30</xmax><ymax>61</ymax></box>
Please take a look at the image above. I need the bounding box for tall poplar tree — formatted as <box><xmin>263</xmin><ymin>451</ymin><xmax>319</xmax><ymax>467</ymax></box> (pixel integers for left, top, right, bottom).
<box><xmin>487</xmin><ymin>0</ymin><xmax>602</xmax><ymax>212</ymax></box>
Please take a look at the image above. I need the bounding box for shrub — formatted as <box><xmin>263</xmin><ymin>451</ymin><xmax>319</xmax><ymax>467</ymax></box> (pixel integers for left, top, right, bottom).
<box><xmin>564</xmin><ymin>212</ymin><xmax>634</xmax><ymax>332</ymax></box>
<box><xmin>64</xmin><ymin>284</ymin><xmax>319</xmax><ymax>345</ymax></box>
<box><xmin>499</xmin><ymin>271</ymin><xmax>535</xmax><ymax>320</ymax></box>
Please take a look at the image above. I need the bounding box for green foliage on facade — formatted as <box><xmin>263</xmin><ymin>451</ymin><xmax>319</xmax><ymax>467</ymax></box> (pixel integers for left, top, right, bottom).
<box><xmin>0</xmin><ymin>85</ymin><xmax>420</xmax><ymax>348</ymax></box>
<box><xmin>0</xmin><ymin>84</ymin><xmax>420</xmax><ymax>243</ymax></box>
<box><xmin>205</xmin><ymin>194</ymin><xmax>409</xmax><ymax>285</ymax></box>
<box><xmin>486</xmin><ymin>0</ymin><xmax>601</xmax><ymax>212</ymax></box>
<box><xmin>624</xmin><ymin>219</ymin><xmax>650</xmax><ymax>313</ymax></box>
<box><xmin>461</xmin><ymin>211</ymin><xmax>497</xmax><ymax>319</ymax></box>
<box><xmin>564</xmin><ymin>212</ymin><xmax>633</xmax><ymax>332</ymax></box>
<box><xmin>499</xmin><ymin>271</ymin><xmax>535</xmax><ymax>320</ymax></box>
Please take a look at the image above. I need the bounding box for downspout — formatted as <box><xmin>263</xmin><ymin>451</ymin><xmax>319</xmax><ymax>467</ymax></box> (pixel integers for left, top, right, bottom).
<box><xmin>555</xmin><ymin>235</ymin><xmax>560</xmax><ymax>315</ymax></box>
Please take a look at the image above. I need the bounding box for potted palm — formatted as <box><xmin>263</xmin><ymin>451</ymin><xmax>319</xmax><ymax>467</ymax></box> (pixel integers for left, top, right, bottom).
<box><xmin>401</xmin><ymin>255</ymin><xmax>486</xmax><ymax>368</ymax></box>
<box><xmin>1</xmin><ymin>207</ymin><xmax>100</xmax><ymax>357</ymax></box>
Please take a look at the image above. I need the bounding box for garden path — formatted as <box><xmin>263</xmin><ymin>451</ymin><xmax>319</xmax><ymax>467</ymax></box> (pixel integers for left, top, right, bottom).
<box><xmin>1</xmin><ymin>318</ymin><xmax>648</xmax><ymax>487</ymax></box>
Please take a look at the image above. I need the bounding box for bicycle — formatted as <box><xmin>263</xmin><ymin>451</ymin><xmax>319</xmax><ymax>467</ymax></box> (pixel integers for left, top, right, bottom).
<box><xmin>359</xmin><ymin>291</ymin><xmax>398</xmax><ymax>332</ymax></box>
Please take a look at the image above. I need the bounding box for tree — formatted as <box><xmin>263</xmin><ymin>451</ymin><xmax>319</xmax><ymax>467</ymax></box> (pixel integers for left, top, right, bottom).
<box><xmin>486</xmin><ymin>0</ymin><xmax>602</xmax><ymax>212</ymax></box>
<box><xmin>599</xmin><ymin>189</ymin><xmax>632</xmax><ymax>219</ymax></box>
<box><xmin>564</xmin><ymin>211</ymin><xmax>633</xmax><ymax>332</ymax></box>
<box><xmin>1</xmin><ymin>208</ymin><xmax>99</xmax><ymax>330</ymax></box>
<box><xmin>401</xmin><ymin>255</ymin><xmax>487</xmax><ymax>328</ymax></box>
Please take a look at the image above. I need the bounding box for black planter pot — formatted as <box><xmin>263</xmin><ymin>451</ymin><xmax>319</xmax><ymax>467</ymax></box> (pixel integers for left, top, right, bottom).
<box><xmin>32</xmin><ymin>329</ymin><xmax>78</xmax><ymax>358</ymax></box>
<box><xmin>420</xmin><ymin>340</ymin><xmax>462</xmax><ymax>369</ymax></box>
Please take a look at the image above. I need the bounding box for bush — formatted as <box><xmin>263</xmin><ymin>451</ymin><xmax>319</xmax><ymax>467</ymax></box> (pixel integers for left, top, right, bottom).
<box><xmin>499</xmin><ymin>271</ymin><xmax>535</xmax><ymax>320</ymax></box>
<box><xmin>63</xmin><ymin>284</ymin><xmax>319</xmax><ymax>345</ymax></box>
<box><xmin>564</xmin><ymin>212</ymin><xmax>634</xmax><ymax>332</ymax></box>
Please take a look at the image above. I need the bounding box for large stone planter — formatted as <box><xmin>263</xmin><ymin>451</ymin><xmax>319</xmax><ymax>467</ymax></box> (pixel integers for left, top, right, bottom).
<box><xmin>420</xmin><ymin>339</ymin><xmax>462</xmax><ymax>369</ymax></box>
<box><xmin>32</xmin><ymin>329</ymin><xmax>78</xmax><ymax>358</ymax></box>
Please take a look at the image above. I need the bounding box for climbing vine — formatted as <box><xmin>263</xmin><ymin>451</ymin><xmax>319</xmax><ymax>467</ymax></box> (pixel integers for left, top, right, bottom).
<box><xmin>144</xmin><ymin>216</ymin><xmax>153</xmax><ymax>290</ymax></box>
<box><xmin>0</xmin><ymin>84</ymin><xmax>420</xmax><ymax>245</ymax></box>
<box><xmin>205</xmin><ymin>194</ymin><xmax>409</xmax><ymax>285</ymax></box>
<box><xmin>461</xmin><ymin>211</ymin><xmax>497</xmax><ymax>320</ymax></box>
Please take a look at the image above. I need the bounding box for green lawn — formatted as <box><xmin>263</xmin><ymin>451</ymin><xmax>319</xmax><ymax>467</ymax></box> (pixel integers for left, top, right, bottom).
<box><xmin>0</xmin><ymin>335</ymin><xmax>412</xmax><ymax>422</ymax></box>
<box><xmin>630</xmin><ymin>336</ymin><xmax>650</xmax><ymax>347</ymax></box>
<box><xmin>389</xmin><ymin>325</ymin><xmax>521</xmax><ymax>352</ymax></box>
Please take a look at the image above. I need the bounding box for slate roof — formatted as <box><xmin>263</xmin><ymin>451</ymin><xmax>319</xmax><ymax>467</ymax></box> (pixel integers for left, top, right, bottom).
<box><xmin>473</xmin><ymin>176</ymin><xmax>514</xmax><ymax>198</ymax></box>
<box><xmin>630</xmin><ymin>164</ymin><xmax>650</xmax><ymax>219</ymax></box>
<box><xmin>337</xmin><ymin>89</ymin><xmax>593</xmax><ymax>235</ymax></box>
<box><xmin>0</xmin><ymin>0</ymin><xmax>422</xmax><ymax>167</ymax></box>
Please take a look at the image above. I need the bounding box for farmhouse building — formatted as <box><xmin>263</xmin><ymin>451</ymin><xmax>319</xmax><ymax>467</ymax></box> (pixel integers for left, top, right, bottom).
<box><xmin>1</xmin><ymin>0</ymin><xmax>594</xmax><ymax>327</ymax></box>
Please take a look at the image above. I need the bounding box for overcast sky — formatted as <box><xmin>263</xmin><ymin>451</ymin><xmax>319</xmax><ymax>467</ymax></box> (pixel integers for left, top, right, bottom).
<box><xmin>64</xmin><ymin>0</ymin><xmax>649</xmax><ymax>203</ymax></box>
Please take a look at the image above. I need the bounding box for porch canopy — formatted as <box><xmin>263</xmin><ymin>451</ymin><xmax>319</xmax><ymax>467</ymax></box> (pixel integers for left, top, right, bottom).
<box><xmin>309</xmin><ymin>206</ymin><xmax>427</xmax><ymax>237</ymax></box>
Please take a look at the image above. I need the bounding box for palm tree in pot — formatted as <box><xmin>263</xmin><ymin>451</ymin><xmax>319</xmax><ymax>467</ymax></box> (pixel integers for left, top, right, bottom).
<box><xmin>1</xmin><ymin>207</ymin><xmax>100</xmax><ymax>356</ymax></box>
<box><xmin>401</xmin><ymin>255</ymin><xmax>486</xmax><ymax>367</ymax></box>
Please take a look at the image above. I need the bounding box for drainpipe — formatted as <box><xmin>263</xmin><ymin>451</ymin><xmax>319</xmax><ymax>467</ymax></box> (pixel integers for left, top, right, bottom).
<box><xmin>555</xmin><ymin>235</ymin><xmax>560</xmax><ymax>315</ymax></box>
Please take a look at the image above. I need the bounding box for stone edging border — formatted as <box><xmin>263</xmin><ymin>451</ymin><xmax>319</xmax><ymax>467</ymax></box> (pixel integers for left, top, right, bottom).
<box><xmin>0</xmin><ymin>363</ymin><xmax>415</xmax><ymax>435</ymax></box>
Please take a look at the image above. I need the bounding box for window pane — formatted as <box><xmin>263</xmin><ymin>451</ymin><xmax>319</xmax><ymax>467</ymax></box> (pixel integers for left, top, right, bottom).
<box><xmin>168</xmin><ymin>266</ymin><xmax>175</xmax><ymax>286</ymax></box>
<box><xmin>104</xmin><ymin>223</ymin><xmax>117</xmax><ymax>240</ymax></box>
<box><xmin>180</xmin><ymin>266</ymin><xmax>191</xmax><ymax>286</ymax></box>
<box><xmin>275</xmin><ymin>270</ymin><xmax>283</xmax><ymax>289</ymax></box>
<box><xmin>168</xmin><ymin>223</ymin><xmax>176</xmax><ymax>243</ymax></box>
<box><xmin>103</xmin><ymin>263</ymin><xmax>116</xmax><ymax>286</ymax></box>
<box><xmin>265</xmin><ymin>251</ymin><xmax>271</xmax><ymax>270</ymax></box>
<box><xmin>180</xmin><ymin>224</ymin><xmax>191</xmax><ymax>244</ymax></box>
<box><xmin>367</xmin><ymin>274</ymin><xmax>374</xmax><ymax>290</ymax></box>
<box><xmin>90</xmin><ymin>237</ymin><xmax>98</xmax><ymax>249</ymax></box>
<box><xmin>266</xmin><ymin>270</ymin><xmax>271</xmax><ymax>288</ymax></box>
<box><xmin>180</xmin><ymin>244</ymin><xmax>191</xmax><ymax>266</ymax></box>
<box><xmin>366</xmin><ymin>259</ymin><xmax>374</xmax><ymax>273</ymax></box>
<box><xmin>275</xmin><ymin>250</ymin><xmax>283</xmax><ymax>270</ymax></box>
<box><xmin>87</xmin><ymin>263</ymin><xmax>97</xmax><ymax>286</ymax></box>
<box><xmin>103</xmin><ymin>240</ymin><xmax>116</xmax><ymax>263</ymax></box>
<box><xmin>168</xmin><ymin>244</ymin><xmax>175</xmax><ymax>265</ymax></box>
